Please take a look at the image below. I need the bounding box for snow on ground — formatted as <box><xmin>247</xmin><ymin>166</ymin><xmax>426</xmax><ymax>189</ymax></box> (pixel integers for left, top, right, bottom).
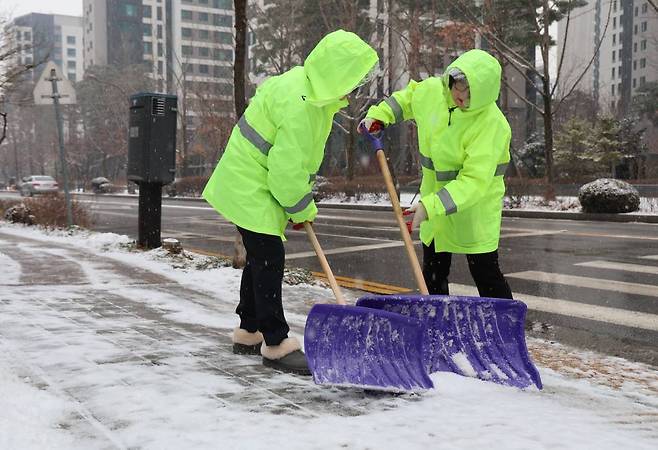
<box><xmin>320</xmin><ymin>192</ymin><xmax>658</xmax><ymax>215</ymax></box>
<box><xmin>1</xmin><ymin>223</ymin><xmax>657</xmax><ymax>449</ymax></box>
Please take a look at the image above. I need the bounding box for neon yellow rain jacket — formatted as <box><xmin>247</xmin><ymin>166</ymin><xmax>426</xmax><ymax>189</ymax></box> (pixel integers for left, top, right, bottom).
<box><xmin>202</xmin><ymin>30</ymin><xmax>378</xmax><ymax>238</ymax></box>
<box><xmin>366</xmin><ymin>49</ymin><xmax>511</xmax><ymax>254</ymax></box>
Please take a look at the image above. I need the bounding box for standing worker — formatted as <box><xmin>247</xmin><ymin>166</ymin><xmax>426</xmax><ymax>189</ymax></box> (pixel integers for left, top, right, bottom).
<box><xmin>359</xmin><ymin>49</ymin><xmax>513</xmax><ymax>299</ymax></box>
<box><xmin>203</xmin><ymin>30</ymin><xmax>378</xmax><ymax>375</ymax></box>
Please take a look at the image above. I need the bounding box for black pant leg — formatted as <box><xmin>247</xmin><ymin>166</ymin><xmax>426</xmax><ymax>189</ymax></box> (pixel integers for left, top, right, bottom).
<box><xmin>466</xmin><ymin>250</ymin><xmax>513</xmax><ymax>299</ymax></box>
<box><xmin>422</xmin><ymin>242</ymin><xmax>451</xmax><ymax>295</ymax></box>
<box><xmin>237</xmin><ymin>226</ymin><xmax>289</xmax><ymax>345</ymax></box>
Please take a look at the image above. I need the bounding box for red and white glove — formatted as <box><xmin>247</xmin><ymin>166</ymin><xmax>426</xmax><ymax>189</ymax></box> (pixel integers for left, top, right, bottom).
<box><xmin>403</xmin><ymin>202</ymin><xmax>427</xmax><ymax>233</ymax></box>
<box><xmin>289</xmin><ymin>220</ymin><xmax>311</xmax><ymax>231</ymax></box>
<box><xmin>357</xmin><ymin>117</ymin><xmax>384</xmax><ymax>135</ymax></box>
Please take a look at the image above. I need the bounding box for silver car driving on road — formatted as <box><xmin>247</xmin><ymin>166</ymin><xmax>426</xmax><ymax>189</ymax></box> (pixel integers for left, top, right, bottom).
<box><xmin>19</xmin><ymin>175</ymin><xmax>59</xmax><ymax>196</ymax></box>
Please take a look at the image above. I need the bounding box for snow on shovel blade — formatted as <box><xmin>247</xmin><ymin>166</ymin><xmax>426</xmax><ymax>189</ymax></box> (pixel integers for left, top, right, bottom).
<box><xmin>356</xmin><ymin>295</ymin><xmax>542</xmax><ymax>390</ymax></box>
<box><xmin>304</xmin><ymin>304</ymin><xmax>433</xmax><ymax>392</ymax></box>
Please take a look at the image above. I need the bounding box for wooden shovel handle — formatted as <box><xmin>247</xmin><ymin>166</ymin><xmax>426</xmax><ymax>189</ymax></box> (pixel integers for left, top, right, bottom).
<box><xmin>376</xmin><ymin>150</ymin><xmax>430</xmax><ymax>295</ymax></box>
<box><xmin>303</xmin><ymin>221</ymin><xmax>347</xmax><ymax>305</ymax></box>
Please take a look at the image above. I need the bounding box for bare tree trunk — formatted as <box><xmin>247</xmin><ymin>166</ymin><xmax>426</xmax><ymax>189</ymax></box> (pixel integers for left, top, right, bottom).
<box><xmin>232</xmin><ymin>0</ymin><xmax>248</xmax><ymax>269</ymax></box>
<box><xmin>541</xmin><ymin>0</ymin><xmax>555</xmax><ymax>196</ymax></box>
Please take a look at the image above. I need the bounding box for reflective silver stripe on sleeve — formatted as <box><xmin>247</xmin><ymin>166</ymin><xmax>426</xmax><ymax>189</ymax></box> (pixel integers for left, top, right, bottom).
<box><xmin>437</xmin><ymin>188</ymin><xmax>457</xmax><ymax>215</ymax></box>
<box><xmin>385</xmin><ymin>96</ymin><xmax>403</xmax><ymax>123</ymax></box>
<box><xmin>495</xmin><ymin>162</ymin><xmax>509</xmax><ymax>176</ymax></box>
<box><xmin>309</xmin><ymin>174</ymin><xmax>316</xmax><ymax>184</ymax></box>
<box><xmin>435</xmin><ymin>170</ymin><xmax>459</xmax><ymax>181</ymax></box>
<box><xmin>237</xmin><ymin>116</ymin><xmax>272</xmax><ymax>156</ymax></box>
<box><xmin>285</xmin><ymin>192</ymin><xmax>314</xmax><ymax>214</ymax></box>
<box><xmin>420</xmin><ymin>155</ymin><xmax>434</xmax><ymax>171</ymax></box>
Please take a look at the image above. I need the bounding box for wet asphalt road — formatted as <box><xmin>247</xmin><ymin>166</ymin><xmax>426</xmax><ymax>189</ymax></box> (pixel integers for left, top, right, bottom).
<box><xmin>4</xmin><ymin>192</ymin><xmax>658</xmax><ymax>366</ymax></box>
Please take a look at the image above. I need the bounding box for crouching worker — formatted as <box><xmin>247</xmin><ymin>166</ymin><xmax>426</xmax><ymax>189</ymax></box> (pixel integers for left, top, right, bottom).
<box><xmin>359</xmin><ymin>49</ymin><xmax>514</xmax><ymax>300</ymax></box>
<box><xmin>203</xmin><ymin>30</ymin><xmax>379</xmax><ymax>375</ymax></box>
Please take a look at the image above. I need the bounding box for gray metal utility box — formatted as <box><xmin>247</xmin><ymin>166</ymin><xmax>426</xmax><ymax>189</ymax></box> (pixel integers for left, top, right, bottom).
<box><xmin>127</xmin><ymin>93</ymin><xmax>178</xmax><ymax>184</ymax></box>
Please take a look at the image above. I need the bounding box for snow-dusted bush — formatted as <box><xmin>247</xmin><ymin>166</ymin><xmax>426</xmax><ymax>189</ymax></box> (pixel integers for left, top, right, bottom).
<box><xmin>578</xmin><ymin>178</ymin><xmax>640</xmax><ymax>213</ymax></box>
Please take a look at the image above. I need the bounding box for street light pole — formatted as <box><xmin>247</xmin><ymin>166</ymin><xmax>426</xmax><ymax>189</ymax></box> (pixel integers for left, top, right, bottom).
<box><xmin>48</xmin><ymin>68</ymin><xmax>73</xmax><ymax>227</ymax></box>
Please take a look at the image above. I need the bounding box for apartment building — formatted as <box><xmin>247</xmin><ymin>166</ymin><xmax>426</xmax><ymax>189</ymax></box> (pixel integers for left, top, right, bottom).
<box><xmin>6</xmin><ymin>13</ymin><xmax>84</xmax><ymax>83</ymax></box>
<box><xmin>558</xmin><ymin>0</ymin><xmax>657</xmax><ymax>113</ymax></box>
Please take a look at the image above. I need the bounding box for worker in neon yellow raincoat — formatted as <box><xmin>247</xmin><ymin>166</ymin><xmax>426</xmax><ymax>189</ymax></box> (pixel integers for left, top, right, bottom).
<box><xmin>361</xmin><ymin>49</ymin><xmax>514</xmax><ymax>299</ymax></box>
<box><xmin>203</xmin><ymin>30</ymin><xmax>378</xmax><ymax>375</ymax></box>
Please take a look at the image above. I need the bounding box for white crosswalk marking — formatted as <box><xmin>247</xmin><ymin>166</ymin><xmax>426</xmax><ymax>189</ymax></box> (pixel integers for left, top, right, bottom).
<box><xmin>506</xmin><ymin>271</ymin><xmax>658</xmax><ymax>298</ymax></box>
<box><xmin>640</xmin><ymin>255</ymin><xmax>658</xmax><ymax>261</ymax></box>
<box><xmin>449</xmin><ymin>283</ymin><xmax>658</xmax><ymax>332</ymax></box>
<box><xmin>575</xmin><ymin>260</ymin><xmax>658</xmax><ymax>275</ymax></box>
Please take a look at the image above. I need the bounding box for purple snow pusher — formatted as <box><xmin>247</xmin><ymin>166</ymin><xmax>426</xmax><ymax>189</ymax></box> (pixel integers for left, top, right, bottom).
<box><xmin>356</xmin><ymin>295</ymin><xmax>543</xmax><ymax>389</ymax></box>
<box><xmin>304</xmin><ymin>304</ymin><xmax>434</xmax><ymax>392</ymax></box>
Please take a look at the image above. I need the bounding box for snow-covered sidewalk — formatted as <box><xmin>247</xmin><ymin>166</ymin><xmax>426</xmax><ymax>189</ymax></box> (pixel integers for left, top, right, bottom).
<box><xmin>1</xmin><ymin>224</ymin><xmax>657</xmax><ymax>450</ymax></box>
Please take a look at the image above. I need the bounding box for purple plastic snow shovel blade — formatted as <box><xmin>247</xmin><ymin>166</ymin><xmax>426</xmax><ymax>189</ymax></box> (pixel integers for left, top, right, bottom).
<box><xmin>356</xmin><ymin>295</ymin><xmax>542</xmax><ymax>389</ymax></box>
<box><xmin>304</xmin><ymin>304</ymin><xmax>433</xmax><ymax>392</ymax></box>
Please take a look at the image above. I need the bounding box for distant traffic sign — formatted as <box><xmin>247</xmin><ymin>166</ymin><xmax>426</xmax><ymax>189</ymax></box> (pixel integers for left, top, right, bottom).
<box><xmin>33</xmin><ymin>61</ymin><xmax>76</xmax><ymax>105</ymax></box>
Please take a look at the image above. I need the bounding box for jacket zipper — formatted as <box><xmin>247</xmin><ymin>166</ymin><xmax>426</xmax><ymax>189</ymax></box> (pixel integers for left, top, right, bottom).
<box><xmin>448</xmin><ymin>106</ymin><xmax>457</xmax><ymax>126</ymax></box>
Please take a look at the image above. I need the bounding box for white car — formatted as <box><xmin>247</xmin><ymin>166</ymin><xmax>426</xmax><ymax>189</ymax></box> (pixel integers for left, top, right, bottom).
<box><xmin>19</xmin><ymin>175</ymin><xmax>59</xmax><ymax>196</ymax></box>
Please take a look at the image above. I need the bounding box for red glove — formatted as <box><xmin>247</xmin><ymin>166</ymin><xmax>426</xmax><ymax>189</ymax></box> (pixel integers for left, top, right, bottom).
<box><xmin>290</xmin><ymin>221</ymin><xmax>311</xmax><ymax>231</ymax></box>
<box><xmin>405</xmin><ymin>221</ymin><xmax>412</xmax><ymax>234</ymax></box>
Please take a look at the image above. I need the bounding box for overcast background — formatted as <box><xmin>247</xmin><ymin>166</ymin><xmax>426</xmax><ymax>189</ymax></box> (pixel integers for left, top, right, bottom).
<box><xmin>4</xmin><ymin>0</ymin><xmax>82</xmax><ymax>18</ymax></box>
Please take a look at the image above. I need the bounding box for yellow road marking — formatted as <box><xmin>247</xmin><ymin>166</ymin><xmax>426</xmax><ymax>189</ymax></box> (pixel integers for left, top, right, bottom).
<box><xmin>186</xmin><ymin>247</ymin><xmax>412</xmax><ymax>295</ymax></box>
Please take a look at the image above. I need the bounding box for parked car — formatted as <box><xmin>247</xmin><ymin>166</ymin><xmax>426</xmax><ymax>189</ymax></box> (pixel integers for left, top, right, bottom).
<box><xmin>90</xmin><ymin>177</ymin><xmax>114</xmax><ymax>194</ymax></box>
<box><xmin>19</xmin><ymin>175</ymin><xmax>59</xmax><ymax>196</ymax></box>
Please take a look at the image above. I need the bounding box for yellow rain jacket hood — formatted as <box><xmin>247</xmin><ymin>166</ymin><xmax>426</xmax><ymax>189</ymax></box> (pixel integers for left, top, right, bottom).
<box><xmin>202</xmin><ymin>30</ymin><xmax>377</xmax><ymax>237</ymax></box>
<box><xmin>366</xmin><ymin>49</ymin><xmax>511</xmax><ymax>253</ymax></box>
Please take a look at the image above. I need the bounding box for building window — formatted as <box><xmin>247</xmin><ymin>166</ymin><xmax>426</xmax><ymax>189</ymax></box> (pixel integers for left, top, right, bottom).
<box><xmin>641</xmin><ymin>40</ymin><xmax>647</xmax><ymax>50</ymax></box>
<box><xmin>24</xmin><ymin>31</ymin><xmax>31</xmax><ymax>40</ymax></box>
<box><xmin>158</xmin><ymin>61</ymin><xmax>163</xmax><ymax>74</ymax></box>
<box><xmin>157</xmin><ymin>25</ymin><xmax>163</xmax><ymax>39</ymax></box>
<box><xmin>158</xmin><ymin>43</ymin><xmax>164</xmax><ymax>57</ymax></box>
<box><xmin>641</xmin><ymin>22</ymin><xmax>647</xmax><ymax>32</ymax></box>
<box><xmin>68</xmin><ymin>72</ymin><xmax>76</xmax><ymax>82</ymax></box>
<box><xmin>199</xmin><ymin>29</ymin><xmax>210</xmax><ymax>40</ymax></box>
<box><xmin>182</xmin><ymin>10</ymin><xmax>193</xmax><ymax>20</ymax></box>
<box><xmin>613</xmin><ymin>17</ymin><xmax>616</xmax><ymax>29</ymax></box>
<box><xmin>633</xmin><ymin>78</ymin><xmax>636</xmax><ymax>88</ymax></box>
<box><xmin>612</xmin><ymin>67</ymin><xmax>615</xmax><ymax>78</ymax></box>
<box><xmin>612</xmin><ymin>50</ymin><xmax>616</xmax><ymax>62</ymax></box>
<box><xmin>213</xmin><ymin>48</ymin><xmax>233</xmax><ymax>61</ymax></box>
<box><xmin>182</xmin><ymin>45</ymin><xmax>193</xmax><ymax>56</ymax></box>
<box><xmin>612</xmin><ymin>84</ymin><xmax>615</xmax><ymax>95</ymax></box>
<box><xmin>633</xmin><ymin>60</ymin><xmax>637</xmax><ymax>70</ymax></box>
<box><xmin>634</xmin><ymin>24</ymin><xmax>638</xmax><ymax>34</ymax></box>
<box><xmin>612</xmin><ymin>33</ymin><xmax>616</xmax><ymax>44</ymax></box>
<box><xmin>214</xmin><ymin>0</ymin><xmax>232</xmax><ymax>8</ymax></box>
<box><xmin>634</xmin><ymin>42</ymin><xmax>638</xmax><ymax>52</ymax></box>
<box><xmin>157</xmin><ymin>7</ymin><xmax>162</xmax><ymax>20</ymax></box>
<box><xmin>25</xmin><ymin>56</ymin><xmax>32</xmax><ymax>65</ymax></box>
<box><xmin>200</xmin><ymin>0</ymin><xmax>209</xmax><ymax>4</ymax></box>
<box><xmin>640</xmin><ymin>76</ymin><xmax>646</xmax><ymax>86</ymax></box>
<box><xmin>143</xmin><ymin>6</ymin><xmax>152</xmax><ymax>18</ymax></box>
<box><xmin>143</xmin><ymin>24</ymin><xmax>152</xmax><ymax>36</ymax></box>
<box><xmin>642</xmin><ymin>3</ymin><xmax>648</xmax><ymax>13</ymax></box>
<box><xmin>144</xmin><ymin>42</ymin><xmax>153</xmax><ymax>54</ymax></box>
<box><xmin>67</xmin><ymin>48</ymin><xmax>76</xmax><ymax>57</ymax></box>
<box><xmin>186</xmin><ymin>64</ymin><xmax>194</xmax><ymax>74</ymax></box>
<box><xmin>182</xmin><ymin>27</ymin><xmax>192</xmax><ymax>38</ymax></box>
<box><xmin>199</xmin><ymin>64</ymin><xmax>209</xmax><ymax>74</ymax></box>
<box><xmin>635</xmin><ymin>6</ymin><xmax>638</xmax><ymax>16</ymax></box>
<box><xmin>640</xmin><ymin>58</ymin><xmax>646</xmax><ymax>68</ymax></box>
<box><xmin>199</xmin><ymin>12</ymin><xmax>209</xmax><ymax>22</ymax></box>
<box><xmin>214</xmin><ymin>14</ymin><xmax>232</xmax><ymax>27</ymax></box>
<box><xmin>67</xmin><ymin>35</ymin><xmax>75</xmax><ymax>44</ymax></box>
<box><xmin>199</xmin><ymin>47</ymin><xmax>209</xmax><ymax>57</ymax></box>
<box><xmin>215</xmin><ymin>31</ymin><xmax>232</xmax><ymax>44</ymax></box>
<box><xmin>214</xmin><ymin>65</ymin><xmax>231</xmax><ymax>78</ymax></box>
<box><xmin>67</xmin><ymin>60</ymin><xmax>76</xmax><ymax>69</ymax></box>
<box><xmin>125</xmin><ymin>4</ymin><xmax>138</xmax><ymax>17</ymax></box>
<box><xmin>613</xmin><ymin>0</ymin><xmax>617</xmax><ymax>12</ymax></box>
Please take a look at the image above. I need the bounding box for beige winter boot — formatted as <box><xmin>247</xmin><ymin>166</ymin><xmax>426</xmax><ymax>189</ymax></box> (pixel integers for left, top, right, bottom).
<box><xmin>232</xmin><ymin>327</ymin><xmax>264</xmax><ymax>355</ymax></box>
<box><xmin>261</xmin><ymin>337</ymin><xmax>311</xmax><ymax>376</ymax></box>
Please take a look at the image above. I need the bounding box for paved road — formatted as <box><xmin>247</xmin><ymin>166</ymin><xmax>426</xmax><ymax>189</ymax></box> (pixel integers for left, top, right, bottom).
<box><xmin>4</xmin><ymin>192</ymin><xmax>658</xmax><ymax>365</ymax></box>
